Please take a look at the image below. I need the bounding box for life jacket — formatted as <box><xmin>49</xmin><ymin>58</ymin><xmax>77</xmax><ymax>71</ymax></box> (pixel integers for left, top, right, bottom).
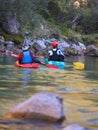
<box><xmin>21</xmin><ymin>51</ymin><xmax>33</xmax><ymax>64</ymax></box>
<box><xmin>48</xmin><ymin>48</ymin><xmax>64</xmax><ymax>61</ymax></box>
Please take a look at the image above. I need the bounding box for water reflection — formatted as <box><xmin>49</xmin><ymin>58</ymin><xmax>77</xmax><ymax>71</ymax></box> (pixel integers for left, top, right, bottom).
<box><xmin>21</xmin><ymin>69</ymin><xmax>32</xmax><ymax>85</ymax></box>
<box><xmin>0</xmin><ymin>55</ymin><xmax>98</xmax><ymax>130</ymax></box>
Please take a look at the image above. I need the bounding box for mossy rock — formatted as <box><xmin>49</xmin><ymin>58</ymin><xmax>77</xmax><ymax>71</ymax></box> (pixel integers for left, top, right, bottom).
<box><xmin>0</xmin><ymin>28</ymin><xmax>24</xmax><ymax>44</ymax></box>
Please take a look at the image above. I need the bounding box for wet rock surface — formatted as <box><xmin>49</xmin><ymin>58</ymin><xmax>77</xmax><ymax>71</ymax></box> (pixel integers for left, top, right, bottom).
<box><xmin>6</xmin><ymin>92</ymin><xmax>65</xmax><ymax>123</ymax></box>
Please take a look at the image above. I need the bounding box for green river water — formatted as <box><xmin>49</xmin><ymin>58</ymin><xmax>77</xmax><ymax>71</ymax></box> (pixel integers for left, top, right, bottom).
<box><xmin>0</xmin><ymin>54</ymin><xmax>98</xmax><ymax>130</ymax></box>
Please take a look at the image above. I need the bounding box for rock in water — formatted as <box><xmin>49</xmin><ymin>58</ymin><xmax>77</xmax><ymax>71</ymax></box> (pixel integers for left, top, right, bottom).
<box><xmin>6</xmin><ymin>92</ymin><xmax>65</xmax><ymax>123</ymax></box>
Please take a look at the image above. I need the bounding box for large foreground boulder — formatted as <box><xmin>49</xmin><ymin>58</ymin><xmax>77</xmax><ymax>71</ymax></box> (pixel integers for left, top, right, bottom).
<box><xmin>7</xmin><ymin>92</ymin><xmax>65</xmax><ymax>123</ymax></box>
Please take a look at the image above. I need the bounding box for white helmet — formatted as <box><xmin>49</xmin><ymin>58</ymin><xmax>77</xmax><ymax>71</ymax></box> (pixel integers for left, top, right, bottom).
<box><xmin>22</xmin><ymin>46</ymin><xmax>29</xmax><ymax>51</ymax></box>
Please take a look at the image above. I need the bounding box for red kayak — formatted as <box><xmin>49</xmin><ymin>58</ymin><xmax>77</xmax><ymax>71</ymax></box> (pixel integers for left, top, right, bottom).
<box><xmin>12</xmin><ymin>54</ymin><xmax>58</xmax><ymax>69</ymax></box>
<box><xmin>15</xmin><ymin>61</ymin><xmax>40</xmax><ymax>69</ymax></box>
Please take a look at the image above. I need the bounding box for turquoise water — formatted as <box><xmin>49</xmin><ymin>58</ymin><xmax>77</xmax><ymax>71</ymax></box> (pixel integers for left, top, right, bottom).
<box><xmin>0</xmin><ymin>54</ymin><xmax>98</xmax><ymax>130</ymax></box>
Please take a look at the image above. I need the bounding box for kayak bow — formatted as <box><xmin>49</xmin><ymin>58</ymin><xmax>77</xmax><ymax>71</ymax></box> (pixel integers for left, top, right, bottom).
<box><xmin>15</xmin><ymin>61</ymin><xmax>40</xmax><ymax>69</ymax></box>
<box><xmin>45</xmin><ymin>59</ymin><xmax>65</xmax><ymax>69</ymax></box>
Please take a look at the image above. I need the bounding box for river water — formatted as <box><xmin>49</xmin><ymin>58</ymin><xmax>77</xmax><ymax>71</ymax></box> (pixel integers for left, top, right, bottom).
<box><xmin>0</xmin><ymin>54</ymin><xmax>98</xmax><ymax>130</ymax></box>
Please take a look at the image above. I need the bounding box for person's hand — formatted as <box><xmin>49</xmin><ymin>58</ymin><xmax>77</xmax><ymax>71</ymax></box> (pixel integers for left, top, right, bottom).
<box><xmin>40</xmin><ymin>62</ymin><xmax>46</xmax><ymax>65</ymax></box>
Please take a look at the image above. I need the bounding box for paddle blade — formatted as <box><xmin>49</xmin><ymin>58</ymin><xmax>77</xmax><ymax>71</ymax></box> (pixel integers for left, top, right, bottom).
<box><xmin>11</xmin><ymin>53</ymin><xmax>19</xmax><ymax>58</ymax></box>
<box><xmin>46</xmin><ymin>64</ymin><xmax>58</xmax><ymax>69</ymax></box>
<box><xmin>73</xmin><ymin>62</ymin><xmax>85</xmax><ymax>69</ymax></box>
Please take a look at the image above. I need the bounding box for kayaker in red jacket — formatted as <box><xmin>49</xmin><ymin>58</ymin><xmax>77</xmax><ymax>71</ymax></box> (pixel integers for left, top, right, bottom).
<box><xmin>18</xmin><ymin>46</ymin><xmax>42</xmax><ymax>64</ymax></box>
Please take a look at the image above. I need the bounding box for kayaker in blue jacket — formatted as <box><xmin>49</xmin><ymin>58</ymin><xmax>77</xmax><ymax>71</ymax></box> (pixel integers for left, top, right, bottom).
<box><xmin>48</xmin><ymin>41</ymin><xmax>65</xmax><ymax>61</ymax></box>
<box><xmin>18</xmin><ymin>46</ymin><xmax>42</xmax><ymax>64</ymax></box>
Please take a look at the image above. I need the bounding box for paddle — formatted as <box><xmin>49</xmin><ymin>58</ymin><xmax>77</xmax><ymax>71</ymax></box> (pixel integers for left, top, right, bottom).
<box><xmin>40</xmin><ymin>62</ymin><xmax>58</xmax><ymax>69</ymax></box>
<box><xmin>65</xmin><ymin>60</ymin><xmax>85</xmax><ymax>69</ymax></box>
<box><xmin>11</xmin><ymin>53</ymin><xmax>19</xmax><ymax>58</ymax></box>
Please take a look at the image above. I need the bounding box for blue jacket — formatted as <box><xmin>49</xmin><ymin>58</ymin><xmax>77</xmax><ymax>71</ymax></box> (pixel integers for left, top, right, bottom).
<box><xmin>20</xmin><ymin>51</ymin><xmax>33</xmax><ymax>64</ymax></box>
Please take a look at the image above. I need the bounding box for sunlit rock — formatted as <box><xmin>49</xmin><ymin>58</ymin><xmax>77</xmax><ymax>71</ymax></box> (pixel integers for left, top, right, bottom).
<box><xmin>7</xmin><ymin>92</ymin><xmax>65</xmax><ymax>123</ymax></box>
<box><xmin>85</xmin><ymin>45</ymin><xmax>98</xmax><ymax>57</ymax></box>
<box><xmin>36</xmin><ymin>38</ymin><xmax>46</xmax><ymax>49</ymax></box>
<box><xmin>5</xmin><ymin>41</ymin><xmax>15</xmax><ymax>51</ymax></box>
<box><xmin>0</xmin><ymin>35</ymin><xmax>5</xmax><ymax>43</ymax></box>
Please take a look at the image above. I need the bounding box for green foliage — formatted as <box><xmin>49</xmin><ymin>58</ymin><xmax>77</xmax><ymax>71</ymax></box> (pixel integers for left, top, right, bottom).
<box><xmin>0</xmin><ymin>28</ymin><xmax>23</xmax><ymax>43</ymax></box>
<box><xmin>64</xmin><ymin>29</ymin><xmax>80</xmax><ymax>40</ymax></box>
<box><xmin>76</xmin><ymin>4</ymin><xmax>98</xmax><ymax>33</ymax></box>
<box><xmin>82</xmin><ymin>33</ymin><xmax>98</xmax><ymax>45</ymax></box>
<box><xmin>56</xmin><ymin>0</ymin><xmax>67</xmax><ymax>12</ymax></box>
<box><xmin>0</xmin><ymin>0</ymin><xmax>51</xmax><ymax>29</ymax></box>
<box><xmin>0</xmin><ymin>0</ymin><xmax>97</xmax><ymax>45</ymax></box>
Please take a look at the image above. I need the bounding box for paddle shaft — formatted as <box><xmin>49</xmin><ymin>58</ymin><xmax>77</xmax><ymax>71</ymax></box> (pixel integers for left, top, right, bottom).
<box><xmin>64</xmin><ymin>60</ymin><xmax>73</xmax><ymax>63</ymax></box>
<box><xmin>64</xmin><ymin>60</ymin><xmax>84</xmax><ymax>64</ymax></box>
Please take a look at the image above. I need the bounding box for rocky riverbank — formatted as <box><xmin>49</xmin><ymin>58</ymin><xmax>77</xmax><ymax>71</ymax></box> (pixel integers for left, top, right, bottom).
<box><xmin>0</xmin><ymin>34</ymin><xmax>98</xmax><ymax>57</ymax></box>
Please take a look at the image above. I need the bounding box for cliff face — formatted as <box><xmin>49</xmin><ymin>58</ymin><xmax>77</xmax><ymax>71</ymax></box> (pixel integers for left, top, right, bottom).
<box><xmin>2</xmin><ymin>12</ymin><xmax>20</xmax><ymax>34</ymax></box>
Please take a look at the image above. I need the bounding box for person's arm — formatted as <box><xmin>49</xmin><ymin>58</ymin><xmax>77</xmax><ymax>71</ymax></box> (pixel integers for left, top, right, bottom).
<box><xmin>48</xmin><ymin>50</ymin><xmax>53</xmax><ymax>60</ymax></box>
<box><xmin>57</xmin><ymin>49</ymin><xmax>65</xmax><ymax>61</ymax></box>
<box><xmin>33</xmin><ymin>58</ymin><xmax>42</xmax><ymax>64</ymax></box>
<box><xmin>29</xmin><ymin>51</ymin><xmax>35</xmax><ymax>58</ymax></box>
<box><xmin>30</xmin><ymin>51</ymin><xmax>42</xmax><ymax>64</ymax></box>
<box><xmin>18</xmin><ymin>52</ymin><xmax>24</xmax><ymax>63</ymax></box>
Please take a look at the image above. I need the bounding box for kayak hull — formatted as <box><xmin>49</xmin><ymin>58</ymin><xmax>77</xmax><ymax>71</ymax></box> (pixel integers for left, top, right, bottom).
<box><xmin>15</xmin><ymin>61</ymin><xmax>40</xmax><ymax>69</ymax></box>
<box><xmin>45</xmin><ymin>59</ymin><xmax>65</xmax><ymax>69</ymax></box>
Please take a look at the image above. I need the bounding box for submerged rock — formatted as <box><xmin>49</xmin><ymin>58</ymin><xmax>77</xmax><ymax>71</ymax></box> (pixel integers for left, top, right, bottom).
<box><xmin>62</xmin><ymin>124</ymin><xmax>87</xmax><ymax>130</ymax></box>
